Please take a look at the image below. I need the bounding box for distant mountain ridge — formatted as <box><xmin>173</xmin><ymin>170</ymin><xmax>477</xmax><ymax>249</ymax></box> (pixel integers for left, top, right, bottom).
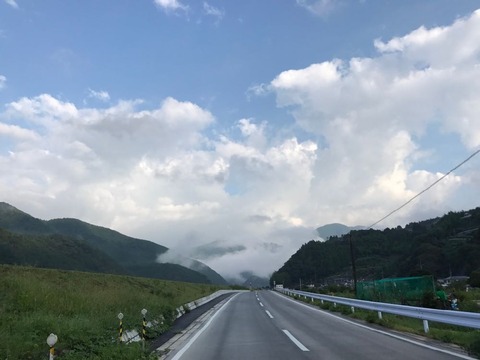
<box><xmin>0</xmin><ymin>202</ymin><xmax>227</xmax><ymax>285</ymax></box>
<box><xmin>316</xmin><ymin>223</ymin><xmax>365</xmax><ymax>240</ymax></box>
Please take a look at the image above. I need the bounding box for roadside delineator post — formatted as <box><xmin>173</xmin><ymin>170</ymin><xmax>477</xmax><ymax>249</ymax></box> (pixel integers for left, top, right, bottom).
<box><xmin>117</xmin><ymin>313</ymin><xmax>124</xmax><ymax>342</ymax></box>
<box><xmin>141</xmin><ymin>308</ymin><xmax>147</xmax><ymax>351</ymax></box>
<box><xmin>46</xmin><ymin>333</ymin><xmax>57</xmax><ymax>360</ymax></box>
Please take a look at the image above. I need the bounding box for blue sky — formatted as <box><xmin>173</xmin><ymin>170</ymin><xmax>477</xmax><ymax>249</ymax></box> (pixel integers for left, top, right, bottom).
<box><xmin>1</xmin><ymin>0</ymin><xmax>479</xmax><ymax>279</ymax></box>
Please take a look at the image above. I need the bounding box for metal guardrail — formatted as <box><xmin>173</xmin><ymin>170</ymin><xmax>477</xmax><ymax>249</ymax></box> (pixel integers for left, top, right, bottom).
<box><xmin>278</xmin><ymin>288</ymin><xmax>480</xmax><ymax>332</ymax></box>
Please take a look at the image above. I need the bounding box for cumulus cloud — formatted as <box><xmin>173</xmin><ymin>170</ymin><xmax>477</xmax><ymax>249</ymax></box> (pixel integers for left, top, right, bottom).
<box><xmin>0</xmin><ymin>75</ymin><xmax>6</xmax><ymax>89</ymax></box>
<box><xmin>4</xmin><ymin>0</ymin><xmax>18</xmax><ymax>9</ymax></box>
<box><xmin>265</xmin><ymin>9</ymin><xmax>480</xmax><ymax>228</ymax></box>
<box><xmin>154</xmin><ymin>0</ymin><xmax>188</xmax><ymax>13</ymax></box>
<box><xmin>0</xmin><ymin>123</ymin><xmax>39</xmax><ymax>141</ymax></box>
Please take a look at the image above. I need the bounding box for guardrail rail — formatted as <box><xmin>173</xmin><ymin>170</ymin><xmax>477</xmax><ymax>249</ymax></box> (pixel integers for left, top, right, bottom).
<box><xmin>277</xmin><ymin>288</ymin><xmax>480</xmax><ymax>333</ymax></box>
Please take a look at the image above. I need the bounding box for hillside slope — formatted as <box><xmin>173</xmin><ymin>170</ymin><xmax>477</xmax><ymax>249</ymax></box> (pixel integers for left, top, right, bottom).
<box><xmin>272</xmin><ymin>208</ymin><xmax>480</xmax><ymax>288</ymax></box>
<box><xmin>0</xmin><ymin>202</ymin><xmax>226</xmax><ymax>284</ymax></box>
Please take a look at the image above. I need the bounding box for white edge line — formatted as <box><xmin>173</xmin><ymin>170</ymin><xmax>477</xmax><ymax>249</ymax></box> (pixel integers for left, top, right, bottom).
<box><xmin>265</xmin><ymin>310</ymin><xmax>274</xmax><ymax>318</ymax></box>
<box><xmin>170</xmin><ymin>293</ymin><xmax>240</xmax><ymax>360</ymax></box>
<box><xmin>282</xmin><ymin>329</ymin><xmax>309</xmax><ymax>351</ymax></box>
<box><xmin>273</xmin><ymin>291</ymin><xmax>476</xmax><ymax>360</ymax></box>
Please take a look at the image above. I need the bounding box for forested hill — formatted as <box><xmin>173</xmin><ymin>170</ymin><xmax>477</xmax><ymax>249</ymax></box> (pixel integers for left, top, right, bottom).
<box><xmin>271</xmin><ymin>208</ymin><xmax>480</xmax><ymax>288</ymax></box>
<box><xmin>0</xmin><ymin>202</ymin><xmax>227</xmax><ymax>285</ymax></box>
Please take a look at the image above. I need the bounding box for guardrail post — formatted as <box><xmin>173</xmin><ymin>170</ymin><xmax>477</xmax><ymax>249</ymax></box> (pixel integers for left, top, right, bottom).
<box><xmin>378</xmin><ymin>311</ymin><xmax>383</xmax><ymax>320</ymax></box>
<box><xmin>334</xmin><ymin>302</ymin><xmax>337</xmax><ymax>308</ymax></box>
<box><xmin>423</xmin><ymin>320</ymin><xmax>429</xmax><ymax>333</ymax></box>
<box><xmin>351</xmin><ymin>306</ymin><xmax>355</xmax><ymax>313</ymax></box>
<box><xmin>311</xmin><ymin>297</ymin><xmax>314</xmax><ymax>303</ymax></box>
<box><xmin>321</xmin><ymin>299</ymin><xmax>324</xmax><ymax>304</ymax></box>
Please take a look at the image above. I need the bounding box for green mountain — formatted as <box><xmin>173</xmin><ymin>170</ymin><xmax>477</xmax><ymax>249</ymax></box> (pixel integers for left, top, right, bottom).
<box><xmin>47</xmin><ymin>218</ymin><xmax>168</xmax><ymax>267</ymax></box>
<box><xmin>0</xmin><ymin>202</ymin><xmax>52</xmax><ymax>234</ymax></box>
<box><xmin>316</xmin><ymin>223</ymin><xmax>364</xmax><ymax>240</ymax></box>
<box><xmin>0</xmin><ymin>202</ymin><xmax>226</xmax><ymax>284</ymax></box>
<box><xmin>0</xmin><ymin>228</ymin><xmax>123</xmax><ymax>273</ymax></box>
<box><xmin>272</xmin><ymin>208</ymin><xmax>480</xmax><ymax>288</ymax></box>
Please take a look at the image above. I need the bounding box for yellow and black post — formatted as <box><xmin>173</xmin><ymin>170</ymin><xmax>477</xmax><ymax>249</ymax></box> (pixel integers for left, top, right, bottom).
<box><xmin>46</xmin><ymin>334</ymin><xmax>57</xmax><ymax>360</ymax></box>
<box><xmin>117</xmin><ymin>313</ymin><xmax>124</xmax><ymax>343</ymax></box>
<box><xmin>141</xmin><ymin>309</ymin><xmax>147</xmax><ymax>351</ymax></box>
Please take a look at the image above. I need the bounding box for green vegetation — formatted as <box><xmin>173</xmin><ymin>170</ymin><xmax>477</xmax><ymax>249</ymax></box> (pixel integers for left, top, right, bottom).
<box><xmin>271</xmin><ymin>208</ymin><xmax>480</xmax><ymax>288</ymax></box>
<box><xmin>0</xmin><ymin>264</ymin><xmax>224</xmax><ymax>359</ymax></box>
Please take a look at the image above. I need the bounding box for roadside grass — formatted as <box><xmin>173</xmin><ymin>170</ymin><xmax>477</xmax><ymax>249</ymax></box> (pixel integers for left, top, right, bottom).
<box><xmin>293</xmin><ymin>294</ymin><xmax>480</xmax><ymax>358</ymax></box>
<box><xmin>0</xmin><ymin>265</ymin><xmax>225</xmax><ymax>359</ymax></box>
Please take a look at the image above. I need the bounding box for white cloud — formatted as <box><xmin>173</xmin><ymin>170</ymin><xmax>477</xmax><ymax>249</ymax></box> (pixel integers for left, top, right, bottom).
<box><xmin>0</xmin><ymin>75</ymin><xmax>6</xmax><ymax>89</ymax></box>
<box><xmin>203</xmin><ymin>2</ymin><xmax>224</xmax><ymax>22</ymax></box>
<box><xmin>266</xmin><ymin>8</ymin><xmax>480</xmax><ymax>229</ymax></box>
<box><xmin>296</xmin><ymin>0</ymin><xmax>339</xmax><ymax>18</ymax></box>
<box><xmin>0</xmin><ymin>123</ymin><xmax>39</xmax><ymax>141</ymax></box>
<box><xmin>0</xmin><ymin>93</ymin><xmax>320</xmax><ymax>278</ymax></box>
<box><xmin>154</xmin><ymin>0</ymin><xmax>188</xmax><ymax>13</ymax></box>
<box><xmin>87</xmin><ymin>89</ymin><xmax>110</xmax><ymax>102</ymax></box>
<box><xmin>4</xmin><ymin>0</ymin><xmax>18</xmax><ymax>9</ymax></box>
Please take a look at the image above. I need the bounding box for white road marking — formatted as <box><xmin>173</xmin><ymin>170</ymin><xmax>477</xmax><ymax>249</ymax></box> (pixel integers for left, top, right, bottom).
<box><xmin>273</xmin><ymin>291</ymin><xmax>476</xmax><ymax>360</ymax></box>
<box><xmin>259</xmin><ymin>302</ymin><xmax>264</xmax><ymax>307</ymax></box>
<box><xmin>170</xmin><ymin>293</ymin><xmax>240</xmax><ymax>360</ymax></box>
<box><xmin>265</xmin><ymin>310</ymin><xmax>274</xmax><ymax>318</ymax></box>
<box><xmin>282</xmin><ymin>329</ymin><xmax>309</xmax><ymax>352</ymax></box>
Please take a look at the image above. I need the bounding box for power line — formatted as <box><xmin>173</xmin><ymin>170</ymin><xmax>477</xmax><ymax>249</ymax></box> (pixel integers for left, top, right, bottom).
<box><xmin>367</xmin><ymin>148</ymin><xmax>480</xmax><ymax>229</ymax></box>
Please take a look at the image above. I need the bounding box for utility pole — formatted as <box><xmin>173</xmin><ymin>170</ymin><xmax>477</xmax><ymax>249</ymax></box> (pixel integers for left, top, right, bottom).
<box><xmin>349</xmin><ymin>232</ymin><xmax>358</xmax><ymax>297</ymax></box>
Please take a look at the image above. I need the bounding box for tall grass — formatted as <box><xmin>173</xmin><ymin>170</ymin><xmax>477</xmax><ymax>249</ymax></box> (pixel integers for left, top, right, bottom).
<box><xmin>0</xmin><ymin>265</ymin><xmax>224</xmax><ymax>359</ymax></box>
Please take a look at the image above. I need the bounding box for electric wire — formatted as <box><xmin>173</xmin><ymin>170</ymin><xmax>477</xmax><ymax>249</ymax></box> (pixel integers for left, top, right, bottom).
<box><xmin>367</xmin><ymin>148</ymin><xmax>480</xmax><ymax>229</ymax></box>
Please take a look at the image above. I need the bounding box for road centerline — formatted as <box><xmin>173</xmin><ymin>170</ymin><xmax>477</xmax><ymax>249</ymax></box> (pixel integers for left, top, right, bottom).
<box><xmin>265</xmin><ymin>310</ymin><xmax>274</xmax><ymax>318</ymax></box>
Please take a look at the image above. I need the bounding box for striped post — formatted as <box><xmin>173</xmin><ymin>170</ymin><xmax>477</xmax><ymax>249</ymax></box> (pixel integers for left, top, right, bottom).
<box><xmin>141</xmin><ymin>309</ymin><xmax>147</xmax><ymax>351</ymax></box>
<box><xmin>117</xmin><ymin>313</ymin><xmax>124</xmax><ymax>342</ymax></box>
<box><xmin>46</xmin><ymin>334</ymin><xmax>57</xmax><ymax>360</ymax></box>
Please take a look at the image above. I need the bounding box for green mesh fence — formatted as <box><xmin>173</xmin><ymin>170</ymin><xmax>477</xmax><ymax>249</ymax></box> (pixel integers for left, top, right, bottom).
<box><xmin>357</xmin><ymin>276</ymin><xmax>435</xmax><ymax>304</ymax></box>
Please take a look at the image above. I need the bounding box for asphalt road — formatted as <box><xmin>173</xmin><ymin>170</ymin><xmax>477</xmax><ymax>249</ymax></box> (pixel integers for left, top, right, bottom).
<box><xmin>165</xmin><ymin>290</ymin><xmax>475</xmax><ymax>360</ymax></box>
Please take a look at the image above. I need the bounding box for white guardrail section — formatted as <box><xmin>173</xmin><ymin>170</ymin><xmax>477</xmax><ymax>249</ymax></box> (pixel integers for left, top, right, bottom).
<box><xmin>278</xmin><ymin>288</ymin><xmax>480</xmax><ymax>333</ymax></box>
<box><xmin>122</xmin><ymin>290</ymin><xmax>240</xmax><ymax>343</ymax></box>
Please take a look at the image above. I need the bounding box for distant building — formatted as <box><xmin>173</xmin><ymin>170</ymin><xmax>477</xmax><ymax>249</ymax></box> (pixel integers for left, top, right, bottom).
<box><xmin>438</xmin><ymin>276</ymin><xmax>469</xmax><ymax>287</ymax></box>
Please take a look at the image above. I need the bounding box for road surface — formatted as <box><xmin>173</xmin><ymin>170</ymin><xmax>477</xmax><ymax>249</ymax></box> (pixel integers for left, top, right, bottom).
<box><xmin>165</xmin><ymin>290</ymin><xmax>475</xmax><ymax>360</ymax></box>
